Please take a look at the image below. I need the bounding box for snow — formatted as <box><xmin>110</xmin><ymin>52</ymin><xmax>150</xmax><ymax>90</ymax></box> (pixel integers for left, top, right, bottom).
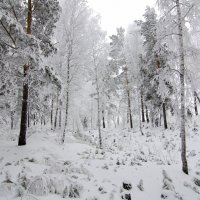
<box><xmin>0</xmin><ymin>123</ymin><xmax>200</xmax><ymax>200</ymax></box>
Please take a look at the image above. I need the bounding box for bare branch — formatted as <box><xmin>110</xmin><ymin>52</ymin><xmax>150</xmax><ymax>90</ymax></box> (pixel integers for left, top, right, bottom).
<box><xmin>0</xmin><ymin>20</ymin><xmax>16</xmax><ymax>47</ymax></box>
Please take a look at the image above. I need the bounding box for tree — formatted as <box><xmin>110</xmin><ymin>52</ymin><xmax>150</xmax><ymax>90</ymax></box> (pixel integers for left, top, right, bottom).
<box><xmin>109</xmin><ymin>28</ymin><xmax>133</xmax><ymax>129</ymax></box>
<box><xmin>156</xmin><ymin>0</ymin><xmax>200</xmax><ymax>174</ymax></box>
<box><xmin>0</xmin><ymin>0</ymin><xmax>60</xmax><ymax>145</ymax></box>
<box><xmin>137</xmin><ymin>7</ymin><xmax>174</xmax><ymax>129</ymax></box>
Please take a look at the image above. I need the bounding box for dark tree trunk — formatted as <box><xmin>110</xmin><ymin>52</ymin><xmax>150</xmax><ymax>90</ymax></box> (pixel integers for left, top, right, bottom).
<box><xmin>54</xmin><ymin>106</ymin><xmax>58</xmax><ymax>130</ymax></box>
<box><xmin>18</xmin><ymin>65</ymin><xmax>29</xmax><ymax>146</ymax></box>
<box><xmin>163</xmin><ymin>102</ymin><xmax>168</xmax><ymax>129</ymax></box>
<box><xmin>102</xmin><ymin>108</ymin><xmax>105</xmax><ymax>128</ymax></box>
<box><xmin>18</xmin><ymin>0</ymin><xmax>32</xmax><ymax>146</ymax></box>
<box><xmin>145</xmin><ymin>106</ymin><xmax>149</xmax><ymax>123</ymax></box>
<box><xmin>28</xmin><ymin>105</ymin><xmax>30</xmax><ymax>128</ymax></box>
<box><xmin>11</xmin><ymin>111</ymin><xmax>14</xmax><ymax>130</ymax></box>
<box><xmin>194</xmin><ymin>92</ymin><xmax>198</xmax><ymax>116</ymax></box>
<box><xmin>51</xmin><ymin>98</ymin><xmax>54</xmax><ymax>130</ymax></box>
<box><xmin>59</xmin><ymin>109</ymin><xmax>61</xmax><ymax>128</ymax></box>
<box><xmin>129</xmin><ymin>113</ymin><xmax>133</xmax><ymax>129</ymax></box>
<box><xmin>159</xmin><ymin>113</ymin><xmax>162</xmax><ymax>127</ymax></box>
<box><xmin>141</xmin><ymin>91</ymin><xmax>145</xmax><ymax>122</ymax></box>
<box><xmin>33</xmin><ymin>114</ymin><xmax>36</xmax><ymax>126</ymax></box>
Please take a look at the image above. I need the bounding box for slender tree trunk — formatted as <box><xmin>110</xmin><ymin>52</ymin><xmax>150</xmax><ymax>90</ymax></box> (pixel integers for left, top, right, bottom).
<box><xmin>62</xmin><ymin>93</ymin><xmax>69</xmax><ymax>143</ymax></box>
<box><xmin>51</xmin><ymin>98</ymin><xmax>54</xmax><ymax>130</ymax></box>
<box><xmin>54</xmin><ymin>107</ymin><xmax>58</xmax><ymax>130</ymax></box>
<box><xmin>194</xmin><ymin>92</ymin><xmax>198</xmax><ymax>115</ymax></box>
<box><xmin>62</xmin><ymin>56</ymin><xmax>70</xmax><ymax>143</ymax></box>
<box><xmin>11</xmin><ymin>111</ymin><xmax>14</xmax><ymax>130</ymax></box>
<box><xmin>97</xmin><ymin>91</ymin><xmax>102</xmax><ymax>148</ymax></box>
<box><xmin>125</xmin><ymin>66</ymin><xmax>133</xmax><ymax>129</ymax></box>
<box><xmin>159</xmin><ymin>113</ymin><xmax>162</xmax><ymax>127</ymax></box>
<box><xmin>137</xmin><ymin>89</ymin><xmax>144</xmax><ymax>136</ymax></box>
<box><xmin>54</xmin><ymin>96</ymin><xmax>59</xmax><ymax>130</ymax></box>
<box><xmin>176</xmin><ymin>0</ymin><xmax>188</xmax><ymax>174</ymax></box>
<box><xmin>28</xmin><ymin>105</ymin><xmax>30</xmax><ymax>128</ymax></box>
<box><xmin>163</xmin><ymin>102</ymin><xmax>168</xmax><ymax>129</ymax></box>
<box><xmin>141</xmin><ymin>90</ymin><xmax>145</xmax><ymax>122</ymax></box>
<box><xmin>59</xmin><ymin>109</ymin><xmax>61</xmax><ymax>128</ymax></box>
<box><xmin>102</xmin><ymin>105</ymin><xmax>105</xmax><ymax>128</ymax></box>
<box><xmin>33</xmin><ymin>114</ymin><xmax>36</xmax><ymax>126</ymax></box>
<box><xmin>18</xmin><ymin>64</ymin><xmax>29</xmax><ymax>145</ymax></box>
<box><xmin>18</xmin><ymin>0</ymin><xmax>32</xmax><ymax>146</ymax></box>
<box><xmin>92</xmin><ymin>52</ymin><xmax>102</xmax><ymax>148</ymax></box>
<box><xmin>145</xmin><ymin>105</ymin><xmax>149</xmax><ymax>123</ymax></box>
<box><xmin>95</xmin><ymin>70</ymin><xmax>102</xmax><ymax>148</ymax></box>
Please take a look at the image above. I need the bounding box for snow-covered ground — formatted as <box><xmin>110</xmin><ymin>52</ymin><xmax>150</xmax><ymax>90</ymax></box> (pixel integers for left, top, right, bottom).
<box><xmin>0</xmin><ymin>122</ymin><xmax>200</xmax><ymax>200</ymax></box>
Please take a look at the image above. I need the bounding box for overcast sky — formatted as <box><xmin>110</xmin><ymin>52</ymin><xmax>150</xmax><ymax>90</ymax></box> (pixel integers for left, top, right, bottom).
<box><xmin>88</xmin><ymin>0</ymin><xmax>156</xmax><ymax>34</ymax></box>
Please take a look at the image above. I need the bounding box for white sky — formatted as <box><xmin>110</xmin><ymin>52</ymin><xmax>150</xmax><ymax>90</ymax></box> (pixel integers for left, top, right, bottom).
<box><xmin>88</xmin><ymin>0</ymin><xmax>156</xmax><ymax>34</ymax></box>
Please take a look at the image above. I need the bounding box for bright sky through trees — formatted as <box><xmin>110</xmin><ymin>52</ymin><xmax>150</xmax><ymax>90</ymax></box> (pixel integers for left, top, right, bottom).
<box><xmin>88</xmin><ymin>0</ymin><xmax>156</xmax><ymax>34</ymax></box>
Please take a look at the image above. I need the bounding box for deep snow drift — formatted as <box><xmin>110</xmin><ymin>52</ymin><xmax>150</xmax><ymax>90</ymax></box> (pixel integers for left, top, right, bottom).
<box><xmin>0</xmin><ymin>122</ymin><xmax>200</xmax><ymax>200</ymax></box>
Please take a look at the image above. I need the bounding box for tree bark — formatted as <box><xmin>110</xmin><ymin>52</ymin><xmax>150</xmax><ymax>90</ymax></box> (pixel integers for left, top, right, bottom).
<box><xmin>125</xmin><ymin>66</ymin><xmax>133</xmax><ymax>129</ymax></box>
<box><xmin>11</xmin><ymin>111</ymin><xmax>14</xmax><ymax>130</ymax></box>
<box><xmin>18</xmin><ymin>0</ymin><xmax>32</xmax><ymax>146</ymax></box>
<box><xmin>62</xmin><ymin>55</ymin><xmax>70</xmax><ymax>143</ymax></box>
<box><xmin>95</xmin><ymin>69</ymin><xmax>102</xmax><ymax>148</ymax></box>
<box><xmin>102</xmin><ymin>105</ymin><xmax>105</xmax><ymax>128</ymax></box>
<box><xmin>145</xmin><ymin>105</ymin><xmax>149</xmax><ymax>123</ymax></box>
<box><xmin>141</xmin><ymin>90</ymin><xmax>145</xmax><ymax>122</ymax></box>
<box><xmin>18</xmin><ymin>65</ymin><xmax>29</xmax><ymax>145</ymax></box>
<box><xmin>59</xmin><ymin>109</ymin><xmax>61</xmax><ymax>128</ymax></box>
<box><xmin>163</xmin><ymin>102</ymin><xmax>168</xmax><ymax>129</ymax></box>
<box><xmin>51</xmin><ymin>98</ymin><xmax>54</xmax><ymax>130</ymax></box>
<box><xmin>176</xmin><ymin>0</ymin><xmax>188</xmax><ymax>174</ymax></box>
<box><xmin>54</xmin><ymin>96</ymin><xmax>59</xmax><ymax>130</ymax></box>
<box><xmin>28</xmin><ymin>105</ymin><xmax>30</xmax><ymax>128</ymax></box>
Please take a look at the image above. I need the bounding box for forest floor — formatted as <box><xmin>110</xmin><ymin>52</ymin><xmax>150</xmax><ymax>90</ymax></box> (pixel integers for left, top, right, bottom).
<box><xmin>0</xmin><ymin>122</ymin><xmax>200</xmax><ymax>200</ymax></box>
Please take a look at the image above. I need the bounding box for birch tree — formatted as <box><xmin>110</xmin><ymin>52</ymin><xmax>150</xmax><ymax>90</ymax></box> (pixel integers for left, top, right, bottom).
<box><xmin>157</xmin><ymin>0</ymin><xmax>200</xmax><ymax>174</ymax></box>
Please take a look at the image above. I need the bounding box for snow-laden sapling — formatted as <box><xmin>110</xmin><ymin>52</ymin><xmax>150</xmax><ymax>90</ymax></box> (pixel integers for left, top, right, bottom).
<box><xmin>17</xmin><ymin>172</ymin><xmax>29</xmax><ymax>190</ymax></box>
<box><xmin>68</xmin><ymin>184</ymin><xmax>81</xmax><ymax>198</ymax></box>
<box><xmin>162</xmin><ymin>170</ymin><xmax>174</xmax><ymax>191</ymax></box>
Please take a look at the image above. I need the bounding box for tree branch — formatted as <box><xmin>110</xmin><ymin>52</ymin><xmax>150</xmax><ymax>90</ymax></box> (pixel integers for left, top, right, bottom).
<box><xmin>0</xmin><ymin>20</ymin><xmax>16</xmax><ymax>47</ymax></box>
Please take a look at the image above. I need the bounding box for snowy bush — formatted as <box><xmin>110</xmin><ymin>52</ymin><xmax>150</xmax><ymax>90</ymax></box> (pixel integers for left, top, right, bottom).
<box><xmin>162</xmin><ymin>170</ymin><xmax>174</xmax><ymax>191</ymax></box>
<box><xmin>63</xmin><ymin>183</ymin><xmax>82</xmax><ymax>198</ymax></box>
<box><xmin>27</xmin><ymin>176</ymin><xmax>50</xmax><ymax>196</ymax></box>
